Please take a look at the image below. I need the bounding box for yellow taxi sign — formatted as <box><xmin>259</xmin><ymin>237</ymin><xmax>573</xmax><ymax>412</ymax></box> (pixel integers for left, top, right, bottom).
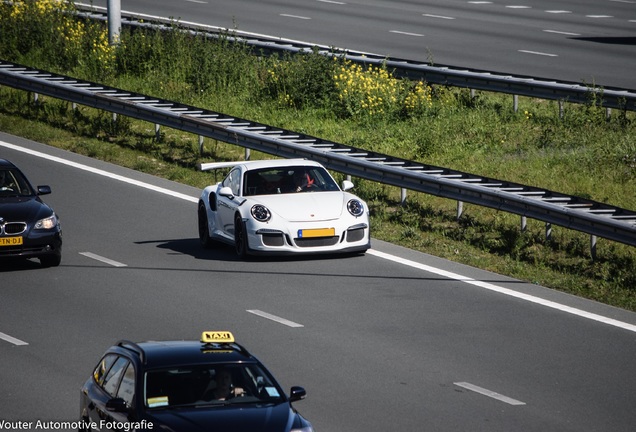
<box><xmin>201</xmin><ymin>331</ymin><xmax>235</xmax><ymax>344</ymax></box>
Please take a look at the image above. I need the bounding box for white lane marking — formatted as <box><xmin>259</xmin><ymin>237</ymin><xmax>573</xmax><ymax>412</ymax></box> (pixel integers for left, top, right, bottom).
<box><xmin>79</xmin><ymin>252</ymin><xmax>128</xmax><ymax>267</ymax></box>
<box><xmin>390</xmin><ymin>30</ymin><xmax>425</xmax><ymax>37</ymax></box>
<box><xmin>468</xmin><ymin>1</ymin><xmax>493</xmax><ymax>4</ymax></box>
<box><xmin>5</xmin><ymin>140</ymin><xmax>635</xmax><ymax>334</ymax></box>
<box><xmin>422</xmin><ymin>13</ymin><xmax>455</xmax><ymax>20</ymax></box>
<box><xmin>366</xmin><ymin>249</ymin><xmax>636</xmax><ymax>334</ymax></box>
<box><xmin>317</xmin><ymin>0</ymin><xmax>346</xmax><ymax>4</ymax></box>
<box><xmin>247</xmin><ymin>310</ymin><xmax>304</xmax><ymax>328</ymax></box>
<box><xmin>0</xmin><ymin>331</ymin><xmax>28</xmax><ymax>346</ymax></box>
<box><xmin>586</xmin><ymin>15</ymin><xmax>613</xmax><ymax>18</ymax></box>
<box><xmin>184</xmin><ymin>0</ymin><xmax>207</xmax><ymax>3</ymax></box>
<box><xmin>280</xmin><ymin>14</ymin><xmax>311</xmax><ymax>20</ymax></box>
<box><xmin>610</xmin><ymin>0</ymin><xmax>635</xmax><ymax>3</ymax></box>
<box><xmin>506</xmin><ymin>5</ymin><xmax>531</xmax><ymax>9</ymax></box>
<box><xmin>518</xmin><ymin>49</ymin><xmax>558</xmax><ymax>57</ymax></box>
<box><xmin>545</xmin><ymin>10</ymin><xmax>571</xmax><ymax>14</ymax></box>
<box><xmin>543</xmin><ymin>29</ymin><xmax>580</xmax><ymax>36</ymax></box>
<box><xmin>0</xmin><ymin>141</ymin><xmax>198</xmax><ymax>203</ymax></box>
<box><xmin>455</xmin><ymin>382</ymin><xmax>526</xmax><ymax>405</ymax></box>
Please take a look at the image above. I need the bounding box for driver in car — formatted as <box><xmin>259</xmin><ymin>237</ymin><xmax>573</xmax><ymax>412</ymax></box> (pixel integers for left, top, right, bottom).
<box><xmin>290</xmin><ymin>169</ymin><xmax>314</xmax><ymax>192</ymax></box>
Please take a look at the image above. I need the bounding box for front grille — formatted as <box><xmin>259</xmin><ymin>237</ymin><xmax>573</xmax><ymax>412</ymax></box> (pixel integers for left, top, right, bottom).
<box><xmin>261</xmin><ymin>233</ymin><xmax>285</xmax><ymax>247</ymax></box>
<box><xmin>1</xmin><ymin>222</ymin><xmax>27</xmax><ymax>235</ymax></box>
<box><xmin>294</xmin><ymin>236</ymin><xmax>340</xmax><ymax>248</ymax></box>
<box><xmin>346</xmin><ymin>227</ymin><xmax>366</xmax><ymax>242</ymax></box>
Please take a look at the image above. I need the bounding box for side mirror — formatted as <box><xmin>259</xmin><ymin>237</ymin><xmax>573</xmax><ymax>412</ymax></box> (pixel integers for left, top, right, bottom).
<box><xmin>218</xmin><ymin>186</ymin><xmax>235</xmax><ymax>199</ymax></box>
<box><xmin>37</xmin><ymin>185</ymin><xmax>52</xmax><ymax>196</ymax></box>
<box><xmin>289</xmin><ymin>386</ymin><xmax>306</xmax><ymax>403</ymax></box>
<box><xmin>342</xmin><ymin>180</ymin><xmax>354</xmax><ymax>191</ymax></box>
<box><xmin>106</xmin><ymin>397</ymin><xmax>128</xmax><ymax>413</ymax></box>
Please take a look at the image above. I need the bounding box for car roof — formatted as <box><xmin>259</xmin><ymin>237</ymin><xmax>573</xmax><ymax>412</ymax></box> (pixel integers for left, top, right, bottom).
<box><xmin>113</xmin><ymin>332</ymin><xmax>258</xmax><ymax>369</ymax></box>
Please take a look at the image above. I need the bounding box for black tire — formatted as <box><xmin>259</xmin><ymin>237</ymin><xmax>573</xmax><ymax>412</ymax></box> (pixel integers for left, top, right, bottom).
<box><xmin>40</xmin><ymin>252</ymin><xmax>61</xmax><ymax>268</ymax></box>
<box><xmin>198</xmin><ymin>202</ymin><xmax>213</xmax><ymax>248</ymax></box>
<box><xmin>234</xmin><ymin>215</ymin><xmax>248</xmax><ymax>258</ymax></box>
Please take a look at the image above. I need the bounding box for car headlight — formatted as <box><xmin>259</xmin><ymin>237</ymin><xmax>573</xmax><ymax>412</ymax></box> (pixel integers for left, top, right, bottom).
<box><xmin>347</xmin><ymin>199</ymin><xmax>364</xmax><ymax>217</ymax></box>
<box><xmin>251</xmin><ymin>204</ymin><xmax>271</xmax><ymax>222</ymax></box>
<box><xmin>35</xmin><ymin>213</ymin><xmax>58</xmax><ymax>230</ymax></box>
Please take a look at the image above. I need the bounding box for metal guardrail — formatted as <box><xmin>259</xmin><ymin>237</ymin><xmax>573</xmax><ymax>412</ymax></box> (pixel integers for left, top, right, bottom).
<box><xmin>73</xmin><ymin>3</ymin><xmax>636</xmax><ymax>112</ymax></box>
<box><xmin>1</xmin><ymin>60</ymin><xmax>635</xmax><ymax>250</ymax></box>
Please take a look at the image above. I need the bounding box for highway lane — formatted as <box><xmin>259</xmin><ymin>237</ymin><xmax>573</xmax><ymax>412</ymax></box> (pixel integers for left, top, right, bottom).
<box><xmin>83</xmin><ymin>0</ymin><xmax>636</xmax><ymax>89</ymax></box>
<box><xmin>2</xmin><ymin>133</ymin><xmax>636</xmax><ymax>431</ymax></box>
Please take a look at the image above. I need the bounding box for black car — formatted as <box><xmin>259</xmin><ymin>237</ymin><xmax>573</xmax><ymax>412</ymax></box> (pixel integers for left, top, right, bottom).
<box><xmin>0</xmin><ymin>159</ymin><xmax>62</xmax><ymax>267</ymax></box>
<box><xmin>79</xmin><ymin>331</ymin><xmax>314</xmax><ymax>432</ymax></box>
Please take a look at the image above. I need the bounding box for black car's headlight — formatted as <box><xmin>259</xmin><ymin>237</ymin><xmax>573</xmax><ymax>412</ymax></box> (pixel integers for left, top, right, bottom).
<box><xmin>347</xmin><ymin>199</ymin><xmax>364</xmax><ymax>217</ymax></box>
<box><xmin>251</xmin><ymin>204</ymin><xmax>271</xmax><ymax>222</ymax></box>
<box><xmin>35</xmin><ymin>213</ymin><xmax>58</xmax><ymax>230</ymax></box>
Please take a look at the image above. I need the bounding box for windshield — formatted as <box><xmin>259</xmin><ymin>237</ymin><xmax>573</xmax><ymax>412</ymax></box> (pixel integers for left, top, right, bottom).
<box><xmin>0</xmin><ymin>168</ymin><xmax>33</xmax><ymax>197</ymax></box>
<box><xmin>144</xmin><ymin>363</ymin><xmax>285</xmax><ymax>409</ymax></box>
<box><xmin>243</xmin><ymin>166</ymin><xmax>340</xmax><ymax>196</ymax></box>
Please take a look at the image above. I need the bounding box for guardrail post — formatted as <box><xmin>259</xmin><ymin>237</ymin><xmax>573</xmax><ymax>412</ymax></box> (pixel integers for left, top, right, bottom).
<box><xmin>456</xmin><ymin>201</ymin><xmax>463</xmax><ymax>220</ymax></box>
<box><xmin>112</xmin><ymin>112</ymin><xmax>117</xmax><ymax>122</ymax></box>
<box><xmin>245</xmin><ymin>148</ymin><xmax>251</xmax><ymax>160</ymax></box>
<box><xmin>198</xmin><ymin>135</ymin><xmax>204</xmax><ymax>156</ymax></box>
<box><xmin>590</xmin><ymin>235</ymin><xmax>597</xmax><ymax>260</ymax></box>
<box><xmin>559</xmin><ymin>100</ymin><xmax>564</xmax><ymax>119</ymax></box>
<box><xmin>401</xmin><ymin>188</ymin><xmax>407</xmax><ymax>206</ymax></box>
<box><xmin>546</xmin><ymin>222</ymin><xmax>552</xmax><ymax>241</ymax></box>
<box><xmin>513</xmin><ymin>95</ymin><xmax>518</xmax><ymax>113</ymax></box>
<box><xmin>155</xmin><ymin>123</ymin><xmax>160</xmax><ymax>140</ymax></box>
<box><xmin>107</xmin><ymin>0</ymin><xmax>122</xmax><ymax>45</ymax></box>
<box><xmin>606</xmin><ymin>107</ymin><xmax>611</xmax><ymax>121</ymax></box>
<box><xmin>521</xmin><ymin>216</ymin><xmax>527</xmax><ymax>232</ymax></box>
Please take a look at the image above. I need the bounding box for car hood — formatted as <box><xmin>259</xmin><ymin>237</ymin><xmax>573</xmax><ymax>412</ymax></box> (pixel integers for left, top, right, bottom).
<box><xmin>252</xmin><ymin>192</ymin><xmax>351</xmax><ymax>221</ymax></box>
<box><xmin>145</xmin><ymin>402</ymin><xmax>295</xmax><ymax>432</ymax></box>
<box><xmin>0</xmin><ymin>196</ymin><xmax>52</xmax><ymax>222</ymax></box>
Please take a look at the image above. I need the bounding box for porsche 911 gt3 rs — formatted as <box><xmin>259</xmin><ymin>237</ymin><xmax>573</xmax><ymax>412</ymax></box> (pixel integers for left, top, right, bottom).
<box><xmin>197</xmin><ymin>159</ymin><xmax>370</xmax><ymax>257</ymax></box>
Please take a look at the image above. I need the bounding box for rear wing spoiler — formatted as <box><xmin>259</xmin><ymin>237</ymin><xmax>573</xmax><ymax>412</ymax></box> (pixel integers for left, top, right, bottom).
<box><xmin>198</xmin><ymin>161</ymin><xmax>243</xmax><ymax>172</ymax></box>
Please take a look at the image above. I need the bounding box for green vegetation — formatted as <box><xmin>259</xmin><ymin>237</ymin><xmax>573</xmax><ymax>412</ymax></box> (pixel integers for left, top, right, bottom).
<box><xmin>1</xmin><ymin>1</ymin><xmax>635</xmax><ymax>310</ymax></box>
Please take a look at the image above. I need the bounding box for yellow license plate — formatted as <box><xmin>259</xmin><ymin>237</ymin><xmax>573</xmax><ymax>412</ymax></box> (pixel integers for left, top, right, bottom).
<box><xmin>0</xmin><ymin>236</ymin><xmax>23</xmax><ymax>246</ymax></box>
<box><xmin>298</xmin><ymin>228</ymin><xmax>335</xmax><ymax>238</ymax></box>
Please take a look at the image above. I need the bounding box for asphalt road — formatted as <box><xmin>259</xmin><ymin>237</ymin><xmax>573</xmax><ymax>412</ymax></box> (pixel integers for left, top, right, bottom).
<box><xmin>83</xmin><ymin>0</ymin><xmax>636</xmax><ymax>89</ymax></box>
<box><xmin>2</xmin><ymin>133</ymin><xmax>636</xmax><ymax>431</ymax></box>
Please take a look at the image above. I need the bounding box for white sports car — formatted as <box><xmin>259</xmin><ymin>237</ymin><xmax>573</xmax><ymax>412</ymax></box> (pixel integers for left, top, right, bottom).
<box><xmin>197</xmin><ymin>159</ymin><xmax>370</xmax><ymax>257</ymax></box>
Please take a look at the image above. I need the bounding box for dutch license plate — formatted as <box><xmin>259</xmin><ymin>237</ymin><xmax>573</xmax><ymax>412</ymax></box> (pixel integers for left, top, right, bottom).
<box><xmin>298</xmin><ymin>228</ymin><xmax>335</xmax><ymax>238</ymax></box>
<box><xmin>0</xmin><ymin>236</ymin><xmax>23</xmax><ymax>246</ymax></box>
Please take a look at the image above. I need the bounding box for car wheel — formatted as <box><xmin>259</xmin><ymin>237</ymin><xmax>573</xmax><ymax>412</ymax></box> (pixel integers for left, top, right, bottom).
<box><xmin>40</xmin><ymin>252</ymin><xmax>61</xmax><ymax>268</ymax></box>
<box><xmin>234</xmin><ymin>215</ymin><xmax>248</xmax><ymax>258</ymax></box>
<box><xmin>198</xmin><ymin>202</ymin><xmax>213</xmax><ymax>248</ymax></box>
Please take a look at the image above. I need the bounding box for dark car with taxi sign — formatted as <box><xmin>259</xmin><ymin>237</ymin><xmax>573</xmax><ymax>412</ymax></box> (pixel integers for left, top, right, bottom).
<box><xmin>79</xmin><ymin>331</ymin><xmax>314</xmax><ymax>432</ymax></box>
<box><xmin>0</xmin><ymin>159</ymin><xmax>62</xmax><ymax>267</ymax></box>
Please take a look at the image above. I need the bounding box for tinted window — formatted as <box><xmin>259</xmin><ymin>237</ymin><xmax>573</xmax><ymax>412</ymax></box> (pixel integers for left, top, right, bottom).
<box><xmin>117</xmin><ymin>363</ymin><xmax>136</xmax><ymax>407</ymax></box>
<box><xmin>0</xmin><ymin>169</ymin><xmax>33</xmax><ymax>196</ymax></box>
<box><xmin>93</xmin><ymin>354</ymin><xmax>118</xmax><ymax>386</ymax></box>
<box><xmin>102</xmin><ymin>357</ymin><xmax>129</xmax><ymax>398</ymax></box>
<box><xmin>145</xmin><ymin>363</ymin><xmax>284</xmax><ymax>408</ymax></box>
<box><xmin>243</xmin><ymin>166</ymin><xmax>339</xmax><ymax>196</ymax></box>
